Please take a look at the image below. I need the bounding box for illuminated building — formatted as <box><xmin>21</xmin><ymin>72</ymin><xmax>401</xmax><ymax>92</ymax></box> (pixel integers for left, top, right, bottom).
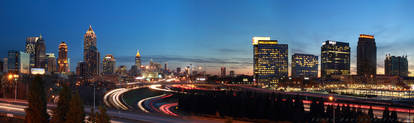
<box><xmin>291</xmin><ymin>53</ymin><xmax>318</xmax><ymax>78</ymax></box>
<box><xmin>321</xmin><ymin>40</ymin><xmax>350</xmax><ymax>79</ymax></box>
<box><xmin>135</xmin><ymin>50</ymin><xmax>141</xmax><ymax>69</ymax></box>
<box><xmin>221</xmin><ymin>67</ymin><xmax>226</xmax><ymax>77</ymax></box>
<box><xmin>385</xmin><ymin>54</ymin><xmax>408</xmax><ymax>77</ymax></box>
<box><xmin>76</xmin><ymin>61</ymin><xmax>87</xmax><ymax>77</ymax></box>
<box><xmin>357</xmin><ymin>34</ymin><xmax>376</xmax><ymax>78</ymax></box>
<box><xmin>7</xmin><ymin>51</ymin><xmax>30</xmax><ymax>74</ymax></box>
<box><xmin>253</xmin><ymin>37</ymin><xmax>288</xmax><ymax>86</ymax></box>
<box><xmin>58</xmin><ymin>41</ymin><xmax>69</xmax><ymax>73</ymax></box>
<box><xmin>102</xmin><ymin>54</ymin><xmax>116</xmax><ymax>74</ymax></box>
<box><xmin>84</xmin><ymin>25</ymin><xmax>100</xmax><ymax>76</ymax></box>
<box><xmin>116</xmin><ymin>65</ymin><xmax>128</xmax><ymax>76</ymax></box>
<box><xmin>46</xmin><ymin>53</ymin><xmax>57</xmax><ymax>73</ymax></box>
<box><xmin>25</xmin><ymin>36</ymin><xmax>39</xmax><ymax>68</ymax></box>
<box><xmin>35</xmin><ymin>35</ymin><xmax>46</xmax><ymax>69</ymax></box>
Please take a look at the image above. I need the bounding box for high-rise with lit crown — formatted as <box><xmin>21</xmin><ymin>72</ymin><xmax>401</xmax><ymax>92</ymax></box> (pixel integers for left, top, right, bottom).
<box><xmin>135</xmin><ymin>50</ymin><xmax>141</xmax><ymax>68</ymax></box>
<box><xmin>291</xmin><ymin>53</ymin><xmax>318</xmax><ymax>78</ymax></box>
<box><xmin>321</xmin><ymin>40</ymin><xmax>350</xmax><ymax>79</ymax></box>
<box><xmin>35</xmin><ymin>35</ymin><xmax>46</xmax><ymax>69</ymax></box>
<box><xmin>253</xmin><ymin>37</ymin><xmax>288</xmax><ymax>86</ymax></box>
<box><xmin>25</xmin><ymin>36</ymin><xmax>39</xmax><ymax>68</ymax></box>
<box><xmin>357</xmin><ymin>34</ymin><xmax>376</xmax><ymax>78</ymax></box>
<box><xmin>84</xmin><ymin>25</ymin><xmax>100</xmax><ymax>76</ymax></box>
<box><xmin>58</xmin><ymin>41</ymin><xmax>68</xmax><ymax>73</ymax></box>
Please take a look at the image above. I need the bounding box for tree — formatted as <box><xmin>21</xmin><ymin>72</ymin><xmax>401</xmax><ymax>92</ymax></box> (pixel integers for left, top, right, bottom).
<box><xmin>96</xmin><ymin>106</ymin><xmax>110</xmax><ymax>123</ymax></box>
<box><xmin>368</xmin><ymin>106</ymin><xmax>374</xmax><ymax>120</ymax></box>
<box><xmin>65</xmin><ymin>91</ymin><xmax>85</xmax><ymax>123</ymax></box>
<box><xmin>390</xmin><ymin>111</ymin><xmax>398</xmax><ymax>122</ymax></box>
<box><xmin>383</xmin><ymin>106</ymin><xmax>390</xmax><ymax>122</ymax></box>
<box><xmin>25</xmin><ymin>75</ymin><xmax>49</xmax><ymax>123</ymax></box>
<box><xmin>51</xmin><ymin>84</ymin><xmax>72</xmax><ymax>123</ymax></box>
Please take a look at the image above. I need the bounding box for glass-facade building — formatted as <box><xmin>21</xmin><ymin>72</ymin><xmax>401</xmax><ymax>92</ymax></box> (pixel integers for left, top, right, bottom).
<box><xmin>291</xmin><ymin>53</ymin><xmax>318</xmax><ymax>78</ymax></box>
<box><xmin>253</xmin><ymin>37</ymin><xmax>288</xmax><ymax>86</ymax></box>
<box><xmin>384</xmin><ymin>54</ymin><xmax>408</xmax><ymax>77</ymax></box>
<box><xmin>357</xmin><ymin>34</ymin><xmax>377</xmax><ymax>78</ymax></box>
<box><xmin>103</xmin><ymin>54</ymin><xmax>116</xmax><ymax>74</ymax></box>
<box><xmin>321</xmin><ymin>40</ymin><xmax>350</xmax><ymax>79</ymax></box>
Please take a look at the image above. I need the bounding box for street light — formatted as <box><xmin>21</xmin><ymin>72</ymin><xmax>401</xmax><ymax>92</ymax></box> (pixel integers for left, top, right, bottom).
<box><xmin>7</xmin><ymin>73</ymin><xmax>19</xmax><ymax>102</ymax></box>
<box><xmin>329</xmin><ymin>96</ymin><xmax>335</xmax><ymax>123</ymax></box>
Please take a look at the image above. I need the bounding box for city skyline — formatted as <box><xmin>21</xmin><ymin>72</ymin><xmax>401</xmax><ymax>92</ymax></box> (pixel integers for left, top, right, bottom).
<box><xmin>1</xmin><ymin>0</ymin><xmax>414</xmax><ymax>75</ymax></box>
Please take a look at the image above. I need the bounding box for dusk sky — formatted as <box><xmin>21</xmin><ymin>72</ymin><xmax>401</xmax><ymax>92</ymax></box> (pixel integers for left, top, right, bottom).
<box><xmin>1</xmin><ymin>0</ymin><xmax>414</xmax><ymax>76</ymax></box>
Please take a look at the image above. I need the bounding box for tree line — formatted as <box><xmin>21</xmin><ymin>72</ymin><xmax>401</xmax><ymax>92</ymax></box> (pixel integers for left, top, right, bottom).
<box><xmin>24</xmin><ymin>75</ymin><xmax>110</xmax><ymax>123</ymax></box>
<box><xmin>177</xmin><ymin>90</ymin><xmax>399</xmax><ymax>123</ymax></box>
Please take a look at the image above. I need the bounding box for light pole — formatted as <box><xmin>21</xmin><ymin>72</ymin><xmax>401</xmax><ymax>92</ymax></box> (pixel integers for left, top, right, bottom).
<box><xmin>329</xmin><ymin>96</ymin><xmax>335</xmax><ymax>123</ymax></box>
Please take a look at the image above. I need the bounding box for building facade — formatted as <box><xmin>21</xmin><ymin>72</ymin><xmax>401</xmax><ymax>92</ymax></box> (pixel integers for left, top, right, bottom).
<box><xmin>25</xmin><ymin>36</ymin><xmax>39</xmax><ymax>68</ymax></box>
<box><xmin>46</xmin><ymin>53</ymin><xmax>57</xmax><ymax>73</ymax></box>
<box><xmin>321</xmin><ymin>40</ymin><xmax>350</xmax><ymax>79</ymax></box>
<box><xmin>357</xmin><ymin>34</ymin><xmax>377</xmax><ymax>78</ymax></box>
<box><xmin>7</xmin><ymin>51</ymin><xmax>30</xmax><ymax>74</ymax></box>
<box><xmin>220</xmin><ymin>67</ymin><xmax>226</xmax><ymax>78</ymax></box>
<box><xmin>385</xmin><ymin>54</ymin><xmax>408</xmax><ymax>77</ymax></box>
<box><xmin>135</xmin><ymin>50</ymin><xmax>141</xmax><ymax>68</ymax></box>
<box><xmin>253</xmin><ymin>37</ymin><xmax>288</xmax><ymax>86</ymax></box>
<box><xmin>291</xmin><ymin>53</ymin><xmax>318</xmax><ymax>78</ymax></box>
<box><xmin>35</xmin><ymin>35</ymin><xmax>46</xmax><ymax>69</ymax></box>
<box><xmin>84</xmin><ymin>25</ymin><xmax>100</xmax><ymax>76</ymax></box>
<box><xmin>19</xmin><ymin>51</ymin><xmax>30</xmax><ymax>74</ymax></box>
<box><xmin>102</xmin><ymin>54</ymin><xmax>116</xmax><ymax>74</ymax></box>
<box><xmin>58</xmin><ymin>41</ymin><xmax>69</xmax><ymax>73</ymax></box>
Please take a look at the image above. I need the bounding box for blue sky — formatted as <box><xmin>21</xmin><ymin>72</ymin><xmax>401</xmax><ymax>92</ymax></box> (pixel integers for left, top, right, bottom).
<box><xmin>1</xmin><ymin>0</ymin><xmax>413</xmax><ymax>75</ymax></box>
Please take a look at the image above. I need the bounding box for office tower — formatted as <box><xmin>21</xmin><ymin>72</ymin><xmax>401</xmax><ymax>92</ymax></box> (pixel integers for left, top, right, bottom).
<box><xmin>117</xmin><ymin>65</ymin><xmax>128</xmax><ymax>76</ymax></box>
<box><xmin>291</xmin><ymin>53</ymin><xmax>318</xmax><ymax>78</ymax></box>
<box><xmin>385</xmin><ymin>54</ymin><xmax>408</xmax><ymax>77</ymax></box>
<box><xmin>253</xmin><ymin>37</ymin><xmax>288</xmax><ymax>86</ymax></box>
<box><xmin>221</xmin><ymin>67</ymin><xmax>226</xmax><ymax>77</ymax></box>
<box><xmin>321</xmin><ymin>40</ymin><xmax>351</xmax><ymax>78</ymax></box>
<box><xmin>164</xmin><ymin>63</ymin><xmax>168</xmax><ymax>71</ymax></box>
<box><xmin>58</xmin><ymin>41</ymin><xmax>69</xmax><ymax>73</ymax></box>
<box><xmin>229</xmin><ymin>70</ymin><xmax>235</xmax><ymax>78</ymax></box>
<box><xmin>76</xmin><ymin>61</ymin><xmax>87</xmax><ymax>77</ymax></box>
<box><xmin>84</xmin><ymin>25</ymin><xmax>100</xmax><ymax>76</ymax></box>
<box><xmin>357</xmin><ymin>34</ymin><xmax>377</xmax><ymax>78</ymax></box>
<box><xmin>176</xmin><ymin>67</ymin><xmax>181</xmax><ymax>73</ymax></box>
<box><xmin>19</xmin><ymin>51</ymin><xmax>30</xmax><ymax>74</ymax></box>
<box><xmin>135</xmin><ymin>50</ymin><xmax>141</xmax><ymax>68</ymax></box>
<box><xmin>8</xmin><ymin>50</ymin><xmax>19</xmax><ymax>73</ymax></box>
<box><xmin>35</xmin><ymin>35</ymin><xmax>46</xmax><ymax>68</ymax></box>
<box><xmin>102</xmin><ymin>54</ymin><xmax>116</xmax><ymax>74</ymax></box>
<box><xmin>26</xmin><ymin>36</ymin><xmax>39</xmax><ymax>68</ymax></box>
<box><xmin>46</xmin><ymin>53</ymin><xmax>57</xmax><ymax>73</ymax></box>
<box><xmin>2</xmin><ymin>58</ymin><xmax>7</xmax><ymax>73</ymax></box>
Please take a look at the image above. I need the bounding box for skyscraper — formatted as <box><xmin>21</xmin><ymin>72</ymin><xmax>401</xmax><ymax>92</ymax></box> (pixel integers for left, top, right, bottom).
<box><xmin>357</xmin><ymin>34</ymin><xmax>377</xmax><ymax>78</ymax></box>
<box><xmin>135</xmin><ymin>50</ymin><xmax>141</xmax><ymax>68</ymax></box>
<box><xmin>291</xmin><ymin>53</ymin><xmax>318</xmax><ymax>78</ymax></box>
<box><xmin>84</xmin><ymin>25</ymin><xmax>100</xmax><ymax>76</ymax></box>
<box><xmin>8</xmin><ymin>50</ymin><xmax>19</xmax><ymax>73</ymax></box>
<box><xmin>253</xmin><ymin>37</ymin><xmax>288</xmax><ymax>86</ymax></box>
<box><xmin>102</xmin><ymin>54</ymin><xmax>116</xmax><ymax>74</ymax></box>
<box><xmin>46</xmin><ymin>53</ymin><xmax>57</xmax><ymax>73</ymax></box>
<box><xmin>229</xmin><ymin>70</ymin><xmax>235</xmax><ymax>78</ymax></box>
<box><xmin>321</xmin><ymin>40</ymin><xmax>350</xmax><ymax>79</ymax></box>
<box><xmin>385</xmin><ymin>54</ymin><xmax>408</xmax><ymax>77</ymax></box>
<box><xmin>35</xmin><ymin>35</ymin><xmax>46</xmax><ymax>69</ymax></box>
<box><xmin>58</xmin><ymin>41</ymin><xmax>69</xmax><ymax>73</ymax></box>
<box><xmin>25</xmin><ymin>36</ymin><xmax>39</xmax><ymax>68</ymax></box>
<box><xmin>220</xmin><ymin>67</ymin><xmax>226</xmax><ymax>77</ymax></box>
<box><xmin>19</xmin><ymin>51</ymin><xmax>30</xmax><ymax>74</ymax></box>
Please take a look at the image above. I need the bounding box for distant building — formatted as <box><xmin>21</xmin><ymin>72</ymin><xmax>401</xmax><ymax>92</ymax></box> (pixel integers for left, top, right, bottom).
<box><xmin>102</xmin><ymin>54</ymin><xmax>116</xmax><ymax>74</ymax></box>
<box><xmin>7</xmin><ymin>51</ymin><xmax>30</xmax><ymax>74</ymax></box>
<box><xmin>76</xmin><ymin>61</ymin><xmax>87</xmax><ymax>77</ymax></box>
<box><xmin>357</xmin><ymin>34</ymin><xmax>377</xmax><ymax>78</ymax></box>
<box><xmin>291</xmin><ymin>53</ymin><xmax>318</xmax><ymax>78</ymax></box>
<box><xmin>35</xmin><ymin>35</ymin><xmax>47</xmax><ymax>69</ymax></box>
<box><xmin>253</xmin><ymin>37</ymin><xmax>288</xmax><ymax>86</ymax></box>
<box><xmin>321</xmin><ymin>40</ymin><xmax>350</xmax><ymax>79</ymax></box>
<box><xmin>26</xmin><ymin>36</ymin><xmax>40</xmax><ymax>68</ymax></box>
<box><xmin>135</xmin><ymin>50</ymin><xmax>141</xmax><ymax>69</ymax></box>
<box><xmin>84</xmin><ymin>25</ymin><xmax>100</xmax><ymax>76</ymax></box>
<box><xmin>58</xmin><ymin>41</ymin><xmax>69</xmax><ymax>73</ymax></box>
<box><xmin>221</xmin><ymin>67</ymin><xmax>226</xmax><ymax>77</ymax></box>
<box><xmin>2</xmin><ymin>58</ymin><xmax>7</xmax><ymax>73</ymax></box>
<box><xmin>385</xmin><ymin>54</ymin><xmax>408</xmax><ymax>77</ymax></box>
<box><xmin>117</xmin><ymin>65</ymin><xmax>128</xmax><ymax>76</ymax></box>
<box><xmin>46</xmin><ymin>53</ymin><xmax>57</xmax><ymax>73</ymax></box>
<box><xmin>229</xmin><ymin>70</ymin><xmax>235</xmax><ymax>78</ymax></box>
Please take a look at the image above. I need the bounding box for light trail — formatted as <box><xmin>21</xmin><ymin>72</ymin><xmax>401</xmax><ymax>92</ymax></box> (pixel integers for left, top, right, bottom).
<box><xmin>138</xmin><ymin>94</ymin><xmax>167</xmax><ymax>113</ymax></box>
<box><xmin>159</xmin><ymin>103</ymin><xmax>178</xmax><ymax>116</ymax></box>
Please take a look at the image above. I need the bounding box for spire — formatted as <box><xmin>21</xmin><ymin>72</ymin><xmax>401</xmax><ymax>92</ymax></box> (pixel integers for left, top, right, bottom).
<box><xmin>39</xmin><ymin>33</ymin><xmax>42</xmax><ymax>39</ymax></box>
<box><xmin>86</xmin><ymin>25</ymin><xmax>94</xmax><ymax>34</ymax></box>
<box><xmin>136</xmin><ymin>50</ymin><xmax>141</xmax><ymax>57</ymax></box>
